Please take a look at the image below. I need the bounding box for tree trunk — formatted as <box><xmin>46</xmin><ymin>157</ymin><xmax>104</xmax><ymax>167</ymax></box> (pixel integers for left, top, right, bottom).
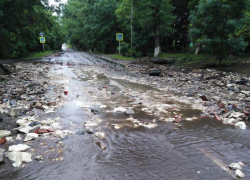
<box><xmin>154</xmin><ymin>22</ymin><xmax>161</xmax><ymax>57</ymax></box>
<box><xmin>195</xmin><ymin>44</ymin><xmax>201</xmax><ymax>55</ymax></box>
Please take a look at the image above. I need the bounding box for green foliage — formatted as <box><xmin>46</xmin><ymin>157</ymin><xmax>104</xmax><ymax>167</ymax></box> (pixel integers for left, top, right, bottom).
<box><xmin>189</xmin><ymin>0</ymin><xmax>250</xmax><ymax>62</ymax></box>
<box><xmin>116</xmin><ymin>0</ymin><xmax>175</xmax><ymax>56</ymax></box>
<box><xmin>0</xmin><ymin>0</ymin><xmax>66</xmax><ymax>59</ymax></box>
<box><xmin>62</xmin><ymin>0</ymin><xmax>119</xmax><ymax>53</ymax></box>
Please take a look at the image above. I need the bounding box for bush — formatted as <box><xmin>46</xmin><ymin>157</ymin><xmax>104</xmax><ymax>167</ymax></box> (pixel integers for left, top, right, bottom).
<box><xmin>117</xmin><ymin>42</ymin><xmax>142</xmax><ymax>58</ymax></box>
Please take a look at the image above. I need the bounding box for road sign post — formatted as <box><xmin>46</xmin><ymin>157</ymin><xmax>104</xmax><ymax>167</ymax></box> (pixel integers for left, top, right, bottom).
<box><xmin>116</xmin><ymin>33</ymin><xmax>123</xmax><ymax>55</ymax></box>
<box><xmin>40</xmin><ymin>37</ymin><xmax>46</xmax><ymax>51</ymax></box>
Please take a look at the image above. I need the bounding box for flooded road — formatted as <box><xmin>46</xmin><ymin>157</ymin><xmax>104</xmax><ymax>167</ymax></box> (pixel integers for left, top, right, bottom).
<box><xmin>1</xmin><ymin>48</ymin><xmax>250</xmax><ymax>180</ymax></box>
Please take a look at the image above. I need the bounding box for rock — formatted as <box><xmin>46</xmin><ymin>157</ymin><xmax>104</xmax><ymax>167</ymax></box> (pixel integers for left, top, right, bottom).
<box><xmin>96</xmin><ymin>142</ymin><xmax>106</xmax><ymax>150</ymax></box>
<box><xmin>0</xmin><ymin>130</ymin><xmax>11</xmax><ymax>139</ymax></box>
<box><xmin>94</xmin><ymin>132</ymin><xmax>106</xmax><ymax>140</ymax></box>
<box><xmin>14</xmin><ymin>126</ymin><xmax>32</xmax><ymax>134</ymax></box>
<box><xmin>29</xmin><ymin>121</ymin><xmax>41</xmax><ymax>127</ymax></box>
<box><xmin>6</xmin><ymin>137</ymin><xmax>13</xmax><ymax>142</ymax></box>
<box><xmin>7</xmin><ymin>152</ymin><xmax>32</xmax><ymax>167</ymax></box>
<box><xmin>229</xmin><ymin>162</ymin><xmax>242</xmax><ymax>170</ymax></box>
<box><xmin>76</xmin><ymin>131</ymin><xmax>85</xmax><ymax>135</ymax></box>
<box><xmin>125</xmin><ymin>109</ymin><xmax>135</xmax><ymax>116</ymax></box>
<box><xmin>0</xmin><ymin>137</ymin><xmax>6</xmax><ymax>145</ymax></box>
<box><xmin>16</xmin><ymin>119</ymin><xmax>29</xmax><ymax>126</ymax></box>
<box><xmin>23</xmin><ymin>133</ymin><xmax>38</xmax><ymax>142</ymax></box>
<box><xmin>35</xmin><ymin>102</ymin><xmax>43</xmax><ymax>109</ymax></box>
<box><xmin>235</xmin><ymin>169</ymin><xmax>245</xmax><ymax>178</ymax></box>
<box><xmin>9</xmin><ymin>144</ymin><xmax>30</xmax><ymax>152</ymax></box>
<box><xmin>35</xmin><ymin>156</ymin><xmax>43</xmax><ymax>161</ymax></box>
<box><xmin>16</xmin><ymin>134</ymin><xmax>22</xmax><ymax>141</ymax></box>
<box><xmin>34</xmin><ymin>129</ymin><xmax>49</xmax><ymax>134</ymax></box>
<box><xmin>54</xmin><ymin>130</ymin><xmax>67</xmax><ymax>139</ymax></box>
<box><xmin>235</xmin><ymin>122</ymin><xmax>246</xmax><ymax>130</ymax></box>
<box><xmin>91</xmin><ymin>106</ymin><xmax>102</xmax><ymax>115</ymax></box>
<box><xmin>42</xmin><ymin>105</ymin><xmax>49</xmax><ymax>110</ymax></box>
<box><xmin>242</xmin><ymin>110</ymin><xmax>249</xmax><ymax>116</ymax></box>
<box><xmin>0</xmin><ymin>148</ymin><xmax>4</xmax><ymax>163</ymax></box>
<box><xmin>9</xmin><ymin>108</ymin><xmax>17</xmax><ymax>117</ymax></box>
<box><xmin>214</xmin><ymin>114</ymin><xmax>222</xmax><ymax>121</ymax></box>
<box><xmin>114</xmin><ymin>107</ymin><xmax>126</xmax><ymax>112</ymax></box>
<box><xmin>238</xmin><ymin>162</ymin><xmax>245</xmax><ymax>166</ymax></box>
<box><xmin>199</xmin><ymin>95</ymin><xmax>209</xmax><ymax>101</ymax></box>
<box><xmin>85</xmin><ymin>127</ymin><xmax>93</xmax><ymax>134</ymax></box>
<box><xmin>46</xmin><ymin>128</ymin><xmax>54</xmax><ymax>132</ymax></box>
<box><xmin>174</xmin><ymin>115</ymin><xmax>182</xmax><ymax>123</ymax></box>
<box><xmin>230</xmin><ymin>112</ymin><xmax>244</xmax><ymax>118</ymax></box>
<box><xmin>100</xmin><ymin>105</ymin><xmax>107</xmax><ymax>109</ymax></box>
<box><xmin>235</xmin><ymin>79</ymin><xmax>248</xmax><ymax>85</ymax></box>
<box><xmin>148</xmin><ymin>70</ymin><xmax>161</xmax><ymax>76</ymax></box>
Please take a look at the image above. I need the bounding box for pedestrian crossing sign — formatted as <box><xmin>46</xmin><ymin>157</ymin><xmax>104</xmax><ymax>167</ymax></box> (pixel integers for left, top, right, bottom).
<box><xmin>40</xmin><ymin>37</ymin><xmax>46</xmax><ymax>43</ymax></box>
<box><xmin>116</xmin><ymin>33</ymin><xmax>123</xmax><ymax>41</ymax></box>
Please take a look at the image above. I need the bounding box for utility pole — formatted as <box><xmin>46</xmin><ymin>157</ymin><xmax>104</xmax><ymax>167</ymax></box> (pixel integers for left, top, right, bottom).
<box><xmin>131</xmin><ymin>0</ymin><xmax>133</xmax><ymax>58</ymax></box>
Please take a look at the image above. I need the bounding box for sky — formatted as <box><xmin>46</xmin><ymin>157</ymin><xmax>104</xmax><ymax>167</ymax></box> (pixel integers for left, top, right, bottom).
<box><xmin>49</xmin><ymin>0</ymin><xmax>68</xmax><ymax>6</ymax></box>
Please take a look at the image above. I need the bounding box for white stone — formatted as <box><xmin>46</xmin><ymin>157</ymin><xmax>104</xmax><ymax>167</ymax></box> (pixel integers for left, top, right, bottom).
<box><xmin>54</xmin><ymin>130</ymin><xmax>66</xmax><ymax>139</ymax></box>
<box><xmin>238</xmin><ymin>162</ymin><xmax>245</xmax><ymax>166</ymax></box>
<box><xmin>100</xmin><ymin>105</ymin><xmax>107</xmax><ymax>109</ymax></box>
<box><xmin>0</xmin><ymin>130</ymin><xmax>11</xmax><ymax>139</ymax></box>
<box><xmin>23</xmin><ymin>133</ymin><xmax>38</xmax><ymax>142</ymax></box>
<box><xmin>35</xmin><ymin>156</ymin><xmax>43</xmax><ymax>161</ymax></box>
<box><xmin>7</xmin><ymin>152</ymin><xmax>32</xmax><ymax>167</ymax></box>
<box><xmin>185</xmin><ymin>118</ymin><xmax>193</xmax><ymax>121</ymax></box>
<box><xmin>125</xmin><ymin>109</ymin><xmax>135</xmax><ymax>116</ymax></box>
<box><xmin>235</xmin><ymin>122</ymin><xmax>246</xmax><ymax>130</ymax></box>
<box><xmin>235</xmin><ymin>169</ymin><xmax>245</xmax><ymax>178</ymax></box>
<box><xmin>16</xmin><ymin>134</ymin><xmax>22</xmax><ymax>141</ymax></box>
<box><xmin>14</xmin><ymin>126</ymin><xmax>32</xmax><ymax>134</ymax></box>
<box><xmin>229</xmin><ymin>163</ymin><xmax>242</xmax><ymax>170</ymax></box>
<box><xmin>9</xmin><ymin>108</ymin><xmax>17</xmax><ymax>117</ymax></box>
<box><xmin>42</xmin><ymin>105</ymin><xmax>49</xmax><ymax>110</ymax></box>
<box><xmin>9</xmin><ymin>144</ymin><xmax>30</xmax><ymax>152</ymax></box>
<box><xmin>114</xmin><ymin>107</ymin><xmax>126</xmax><ymax>112</ymax></box>
<box><xmin>16</xmin><ymin>119</ymin><xmax>29</xmax><ymax>126</ymax></box>
<box><xmin>230</xmin><ymin>112</ymin><xmax>244</xmax><ymax>118</ymax></box>
<box><xmin>94</xmin><ymin>132</ymin><xmax>106</xmax><ymax>140</ymax></box>
<box><xmin>226</xmin><ymin>84</ymin><xmax>234</xmax><ymax>87</ymax></box>
<box><xmin>6</xmin><ymin>137</ymin><xmax>13</xmax><ymax>142</ymax></box>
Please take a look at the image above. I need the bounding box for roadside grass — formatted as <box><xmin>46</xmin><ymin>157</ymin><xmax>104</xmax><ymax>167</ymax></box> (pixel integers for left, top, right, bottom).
<box><xmin>107</xmin><ymin>54</ymin><xmax>134</xmax><ymax>61</ymax></box>
<box><xmin>159</xmin><ymin>52</ymin><xmax>250</xmax><ymax>75</ymax></box>
<box><xmin>24</xmin><ymin>51</ymin><xmax>57</xmax><ymax>59</ymax></box>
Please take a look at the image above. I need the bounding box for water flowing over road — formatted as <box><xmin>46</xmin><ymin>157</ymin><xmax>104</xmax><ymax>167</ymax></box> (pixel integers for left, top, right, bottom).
<box><xmin>1</xmin><ymin>47</ymin><xmax>250</xmax><ymax>180</ymax></box>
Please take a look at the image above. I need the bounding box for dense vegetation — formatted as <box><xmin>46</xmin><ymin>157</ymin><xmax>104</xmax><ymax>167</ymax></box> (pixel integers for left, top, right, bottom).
<box><xmin>0</xmin><ymin>0</ymin><xmax>66</xmax><ymax>59</ymax></box>
<box><xmin>62</xmin><ymin>0</ymin><xmax>250</xmax><ymax>61</ymax></box>
<box><xmin>1</xmin><ymin>0</ymin><xmax>249</xmax><ymax>61</ymax></box>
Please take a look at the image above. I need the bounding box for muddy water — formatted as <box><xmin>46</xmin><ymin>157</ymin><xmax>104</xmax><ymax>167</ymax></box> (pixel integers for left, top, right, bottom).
<box><xmin>1</xmin><ymin>50</ymin><xmax>250</xmax><ymax>180</ymax></box>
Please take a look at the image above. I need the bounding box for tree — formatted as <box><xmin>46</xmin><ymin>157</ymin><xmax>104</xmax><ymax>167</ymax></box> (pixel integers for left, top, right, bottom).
<box><xmin>116</xmin><ymin>0</ymin><xmax>175</xmax><ymax>57</ymax></box>
<box><xmin>62</xmin><ymin>0</ymin><xmax>119</xmax><ymax>53</ymax></box>
<box><xmin>0</xmin><ymin>0</ymin><xmax>65</xmax><ymax>59</ymax></box>
<box><xmin>171</xmin><ymin>0</ymin><xmax>190</xmax><ymax>51</ymax></box>
<box><xmin>189</xmin><ymin>0</ymin><xmax>250</xmax><ymax>63</ymax></box>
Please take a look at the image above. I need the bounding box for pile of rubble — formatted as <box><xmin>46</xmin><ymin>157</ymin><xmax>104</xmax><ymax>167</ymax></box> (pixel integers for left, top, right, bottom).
<box><xmin>127</xmin><ymin>63</ymin><xmax>250</xmax><ymax>129</ymax></box>
<box><xmin>0</xmin><ymin>62</ymin><xmax>69</xmax><ymax>167</ymax></box>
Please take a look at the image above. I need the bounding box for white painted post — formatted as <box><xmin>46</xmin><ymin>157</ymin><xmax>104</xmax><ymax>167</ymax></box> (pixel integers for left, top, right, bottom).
<box><xmin>119</xmin><ymin>41</ymin><xmax>120</xmax><ymax>55</ymax></box>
